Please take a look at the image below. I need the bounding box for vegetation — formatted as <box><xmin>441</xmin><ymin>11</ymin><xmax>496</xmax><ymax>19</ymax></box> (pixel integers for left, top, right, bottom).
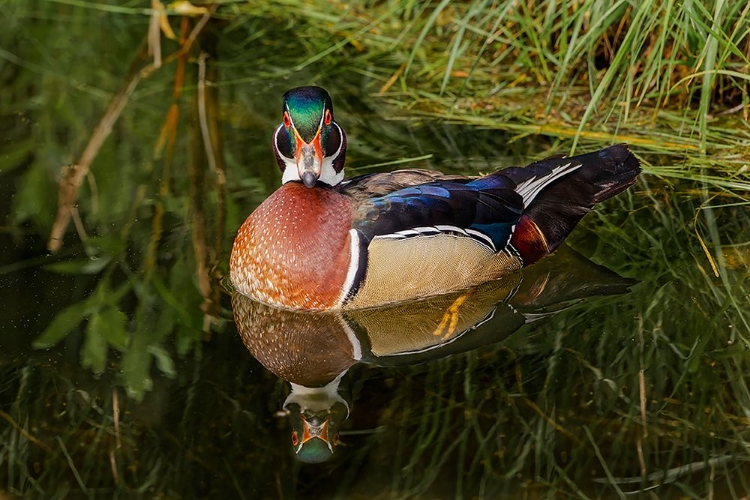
<box><xmin>0</xmin><ymin>0</ymin><xmax>749</xmax><ymax>498</ymax></box>
<box><xmin>217</xmin><ymin>0</ymin><xmax>750</xmax><ymax>175</ymax></box>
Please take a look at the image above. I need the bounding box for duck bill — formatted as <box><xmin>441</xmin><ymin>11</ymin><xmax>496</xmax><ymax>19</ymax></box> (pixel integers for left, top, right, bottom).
<box><xmin>300</xmin><ymin>416</ymin><xmax>333</xmax><ymax>450</ymax></box>
<box><xmin>295</xmin><ymin>134</ymin><xmax>324</xmax><ymax>188</ymax></box>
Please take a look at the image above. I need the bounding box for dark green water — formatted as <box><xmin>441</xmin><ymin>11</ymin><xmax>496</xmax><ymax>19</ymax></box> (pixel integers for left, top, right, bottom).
<box><xmin>2</xmin><ymin>3</ymin><xmax>749</xmax><ymax>499</ymax></box>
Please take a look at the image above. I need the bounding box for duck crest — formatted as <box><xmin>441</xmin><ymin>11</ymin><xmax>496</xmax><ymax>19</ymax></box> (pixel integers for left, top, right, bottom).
<box><xmin>283</xmin><ymin>86</ymin><xmax>331</xmax><ymax>141</ymax></box>
<box><xmin>230</xmin><ymin>182</ymin><xmax>354</xmax><ymax>310</ymax></box>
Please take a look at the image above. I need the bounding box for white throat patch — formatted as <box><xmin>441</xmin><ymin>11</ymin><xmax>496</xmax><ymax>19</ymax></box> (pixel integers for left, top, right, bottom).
<box><xmin>276</xmin><ymin>123</ymin><xmax>345</xmax><ymax>187</ymax></box>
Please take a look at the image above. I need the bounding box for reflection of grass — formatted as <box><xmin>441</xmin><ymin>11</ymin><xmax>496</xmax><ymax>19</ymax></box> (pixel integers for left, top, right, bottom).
<box><xmin>0</xmin><ymin>340</ymin><xmax>297</xmax><ymax>497</ymax></box>
<box><xmin>1</xmin><ymin>1</ymin><xmax>750</xmax><ymax>497</ymax></box>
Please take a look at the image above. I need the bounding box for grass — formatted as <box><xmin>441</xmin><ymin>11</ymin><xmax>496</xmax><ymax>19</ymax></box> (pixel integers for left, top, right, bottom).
<box><xmin>207</xmin><ymin>0</ymin><xmax>750</xmax><ymax>182</ymax></box>
<box><xmin>5</xmin><ymin>0</ymin><xmax>749</xmax><ymax>185</ymax></box>
<box><xmin>1</xmin><ymin>0</ymin><xmax>749</xmax><ymax>498</ymax></box>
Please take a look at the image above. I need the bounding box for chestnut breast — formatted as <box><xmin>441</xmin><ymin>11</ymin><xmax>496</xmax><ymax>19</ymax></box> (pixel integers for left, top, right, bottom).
<box><xmin>230</xmin><ymin>182</ymin><xmax>354</xmax><ymax>310</ymax></box>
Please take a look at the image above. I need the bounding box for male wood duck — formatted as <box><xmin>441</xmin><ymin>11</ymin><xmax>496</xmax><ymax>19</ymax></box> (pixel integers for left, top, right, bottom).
<box><xmin>230</xmin><ymin>86</ymin><xmax>641</xmax><ymax>311</ymax></box>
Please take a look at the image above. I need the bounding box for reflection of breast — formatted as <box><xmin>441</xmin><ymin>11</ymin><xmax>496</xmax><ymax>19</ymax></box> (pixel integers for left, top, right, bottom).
<box><xmin>232</xmin><ymin>296</ymin><xmax>357</xmax><ymax>387</ymax></box>
<box><xmin>232</xmin><ymin>245</ymin><xmax>637</xmax><ymax>387</ymax></box>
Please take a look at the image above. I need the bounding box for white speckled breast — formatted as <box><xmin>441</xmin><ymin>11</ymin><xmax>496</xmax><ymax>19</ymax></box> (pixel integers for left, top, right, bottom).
<box><xmin>230</xmin><ymin>183</ymin><xmax>353</xmax><ymax>310</ymax></box>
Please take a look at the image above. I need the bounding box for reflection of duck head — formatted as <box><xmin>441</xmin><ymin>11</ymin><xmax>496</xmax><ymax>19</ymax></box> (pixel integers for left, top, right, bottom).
<box><xmin>232</xmin><ymin>245</ymin><xmax>636</xmax><ymax>461</ymax></box>
<box><xmin>283</xmin><ymin>374</ymin><xmax>349</xmax><ymax>463</ymax></box>
<box><xmin>230</xmin><ymin>295</ymin><xmax>357</xmax><ymax>462</ymax></box>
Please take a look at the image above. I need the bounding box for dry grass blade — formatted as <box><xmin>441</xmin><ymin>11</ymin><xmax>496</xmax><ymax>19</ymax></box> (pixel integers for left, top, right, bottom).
<box><xmin>47</xmin><ymin>5</ymin><xmax>217</xmax><ymax>252</ymax></box>
<box><xmin>48</xmin><ymin>43</ymin><xmax>147</xmax><ymax>252</ymax></box>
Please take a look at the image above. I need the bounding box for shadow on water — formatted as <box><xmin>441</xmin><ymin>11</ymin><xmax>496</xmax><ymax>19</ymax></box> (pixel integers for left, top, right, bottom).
<box><xmin>1</xmin><ymin>3</ymin><xmax>750</xmax><ymax>499</ymax></box>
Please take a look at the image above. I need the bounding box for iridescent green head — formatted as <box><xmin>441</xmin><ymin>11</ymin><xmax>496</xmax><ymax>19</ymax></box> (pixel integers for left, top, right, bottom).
<box><xmin>273</xmin><ymin>86</ymin><xmax>347</xmax><ymax>188</ymax></box>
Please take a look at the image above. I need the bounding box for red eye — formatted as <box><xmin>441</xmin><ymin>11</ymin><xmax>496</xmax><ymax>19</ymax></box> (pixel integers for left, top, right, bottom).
<box><xmin>324</xmin><ymin>109</ymin><xmax>332</xmax><ymax>126</ymax></box>
<box><xmin>291</xmin><ymin>431</ymin><xmax>299</xmax><ymax>446</ymax></box>
<box><xmin>333</xmin><ymin>432</ymin><xmax>340</xmax><ymax>445</ymax></box>
<box><xmin>283</xmin><ymin>112</ymin><xmax>291</xmax><ymax>128</ymax></box>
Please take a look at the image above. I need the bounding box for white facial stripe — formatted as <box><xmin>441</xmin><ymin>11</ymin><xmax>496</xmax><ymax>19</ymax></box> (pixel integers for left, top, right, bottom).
<box><xmin>319</xmin><ymin>164</ymin><xmax>344</xmax><ymax>186</ymax></box>
<box><xmin>277</xmin><ymin>116</ymin><xmax>345</xmax><ymax>187</ymax></box>
<box><xmin>317</xmin><ymin>122</ymin><xmax>344</xmax><ymax>186</ymax></box>
<box><xmin>284</xmin><ymin>102</ymin><xmax>325</xmax><ymax>140</ymax></box>
<box><xmin>285</xmin><ymin>373</ymin><xmax>349</xmax><ymax>414</ymax></box>
<box><xmin>281</xmin><ymin>159</ymin><xmax>301</xmax><ymax>183</ymax></box>
<box><xmin>274</xmin><ymin>123</ymin><xmax>285</xmax><ymax>152</ymax></box>
<box><xmin>330</xmin><ymin>122</ymin><xmax>343</xmax><ymax>159</ymax></box>
<box><xmin>276</xmin><ymin>123</ymin><xmax>299</xmax><ymax>184</ymax></box>
<box><xmin>284</xmin><ymin>104</ymin><xmax>295</xmax><ymax>129</ymax></box>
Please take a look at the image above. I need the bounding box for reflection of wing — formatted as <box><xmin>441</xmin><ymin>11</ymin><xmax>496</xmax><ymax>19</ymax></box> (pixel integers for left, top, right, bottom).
<box><xmin>347</xmin><ymin>245</ymin><xmax>636</xmax><ymax>366</ymax></box>
<box><xmin>344</xmin><ymin>275</ymin><xmax>523</xmax><ymax>359</ymax></box>
<box><xmin>522</xmin><ymin>303</ymin><xmax>582</xmax><ymax>323</ymax></box>
<box><xmin>231</xmin><ymin>245</ymin><xmax>636</xmax><ymax>382</ymax></box>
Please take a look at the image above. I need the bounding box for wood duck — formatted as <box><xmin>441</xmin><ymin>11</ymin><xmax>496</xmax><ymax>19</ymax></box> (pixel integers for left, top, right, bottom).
<box><xmin>230</xmin><ymin>86</ymin><xmax>641</xmax><ymax>311</ymax></box>
<box><xmin>232</xmin><ymin>246</ymin><xmax>636</xmax><ymax>462</ymax></box>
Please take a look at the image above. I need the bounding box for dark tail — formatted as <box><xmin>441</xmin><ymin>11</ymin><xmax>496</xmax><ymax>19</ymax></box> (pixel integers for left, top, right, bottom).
<box><xmin>508</xmin><ymin>144</ymin><xmax>641</xmax><ymax>264</ymax></box>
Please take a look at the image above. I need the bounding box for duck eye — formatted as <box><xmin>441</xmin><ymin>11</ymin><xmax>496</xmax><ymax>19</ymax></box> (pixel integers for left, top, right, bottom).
<box><xmin>324</xmin><ymin>109</ymin><xmax>332</xmax><ymax>126</ymax></box>
<box><xmin>291</xmin><ymin>431</ymin><xmax>299</xmax><ymax>446</ymax></box>
<box><xmin>283</xmin><ymin>112</ymin><xmax>291</xmax><ymax>128</ymax></box>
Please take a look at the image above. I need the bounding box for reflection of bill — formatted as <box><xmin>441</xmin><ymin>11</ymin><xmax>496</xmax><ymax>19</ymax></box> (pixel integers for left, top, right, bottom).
<box><xmin>231</xmin><ymin>245</ymin><xmax>636</xmax><ymax>462</ymax></box>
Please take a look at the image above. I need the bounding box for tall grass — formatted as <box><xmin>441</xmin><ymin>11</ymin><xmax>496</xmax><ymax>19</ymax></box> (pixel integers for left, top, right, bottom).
<box><xmin>13</xmin><ymin>0</ymin><xmax>748</xmax><ymax>185</ymax></box>
<box><xmin>216</xmin><ymin>0</ymin><xmax>750</xmax><ymax>187</ymax></box>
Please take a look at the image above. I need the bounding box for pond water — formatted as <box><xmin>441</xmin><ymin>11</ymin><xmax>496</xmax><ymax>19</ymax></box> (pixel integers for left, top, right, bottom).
<box><xmin>2</xmin><ymin>5</ymin><xmax>750</xmax><ymax>499</ymax></box>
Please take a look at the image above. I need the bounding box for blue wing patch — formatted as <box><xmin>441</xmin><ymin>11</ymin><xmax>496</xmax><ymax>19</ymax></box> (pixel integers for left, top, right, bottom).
<box><xmin>353</xmin><ymin>180</ymin><xmax>523</xmax><ymax>253</ymax></box>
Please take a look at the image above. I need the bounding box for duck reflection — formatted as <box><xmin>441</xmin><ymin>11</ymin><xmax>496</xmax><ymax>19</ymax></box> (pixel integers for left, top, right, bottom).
<box><xmin>231</xmin><ymin>245</ymin><xmax>635</xmax><ymax>463</ymax></box>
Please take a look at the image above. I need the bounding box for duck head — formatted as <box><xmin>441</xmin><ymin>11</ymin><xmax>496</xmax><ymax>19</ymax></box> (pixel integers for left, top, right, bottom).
<box><xmin>274</xmin><ymin>86</ymin><xmax>347</xmax><ymax>188</ymax></box>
